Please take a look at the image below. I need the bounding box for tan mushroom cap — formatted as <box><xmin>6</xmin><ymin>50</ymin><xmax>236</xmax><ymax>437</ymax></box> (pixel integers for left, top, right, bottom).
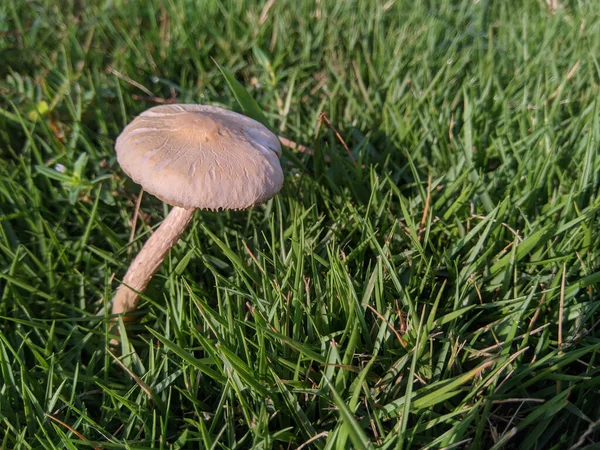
<box><xmin>115</xmin><ymin>104</ymin><xmax>284</xmax><ymax>210</ymax></box>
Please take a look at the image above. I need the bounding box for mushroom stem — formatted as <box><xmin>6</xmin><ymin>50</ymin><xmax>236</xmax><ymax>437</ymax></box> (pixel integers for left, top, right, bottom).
<box><xmin>112</xmin><ymin>206</ymin><xmax>195</xmax><ymax>319</ymax></box>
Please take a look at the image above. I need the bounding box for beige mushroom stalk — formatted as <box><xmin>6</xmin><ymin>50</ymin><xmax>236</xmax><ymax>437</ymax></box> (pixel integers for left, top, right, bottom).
<box><xmin>112</xmin><ymin>104</ymin><xmax>283</xmax><ymax>320</ymax></box>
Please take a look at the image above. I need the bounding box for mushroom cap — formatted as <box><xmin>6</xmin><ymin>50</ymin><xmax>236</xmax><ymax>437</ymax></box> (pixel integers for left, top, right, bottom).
<box><xmin>115</xmin><ymin>104</ymin><xmax>283</xmax><ymax>210</ymax></box>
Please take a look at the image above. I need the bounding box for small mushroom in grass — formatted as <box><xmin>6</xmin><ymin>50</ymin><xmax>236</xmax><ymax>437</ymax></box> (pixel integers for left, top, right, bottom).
<box><xmin>112</xmin><ymin>104</ymin><xmax>283</xmax><ymax>321</ymax></box>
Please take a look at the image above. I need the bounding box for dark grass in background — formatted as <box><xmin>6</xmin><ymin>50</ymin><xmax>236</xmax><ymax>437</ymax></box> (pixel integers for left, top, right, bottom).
<box><xmin>0</xmin><ymin>0</ymin><xmax>599</xmax><ymax>448</ymax></box>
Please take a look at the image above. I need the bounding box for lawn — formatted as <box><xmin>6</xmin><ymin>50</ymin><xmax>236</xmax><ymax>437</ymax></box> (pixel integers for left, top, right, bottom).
<box><xmin>1</xmin><ymin>0</ymin><xmax>599</xmax><ymax>448</ymax></box>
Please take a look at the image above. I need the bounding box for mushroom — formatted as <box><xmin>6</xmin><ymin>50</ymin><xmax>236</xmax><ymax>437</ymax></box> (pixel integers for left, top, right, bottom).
<box><xmin>112</xmin><ymin>104</ymin><xmax>283</xmax><ymax>320</ymax></box>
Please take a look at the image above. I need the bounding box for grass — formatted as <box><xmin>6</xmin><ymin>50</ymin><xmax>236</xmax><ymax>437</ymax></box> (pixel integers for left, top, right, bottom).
<box><xmin>1</xmin><ymin>0</ymin><xmax>600</xmax><ymax>448</ymax></box>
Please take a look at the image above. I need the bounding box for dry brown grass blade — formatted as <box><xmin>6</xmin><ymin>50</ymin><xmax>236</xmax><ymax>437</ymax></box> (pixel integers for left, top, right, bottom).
<box><xmin>45</xmin><ymin>414</ymin><xmax>100</xmax><ymax>450</ymax></box>
<box><xmin>128</xmin><ymin>189</ymin><xmax>144</xmax><ymax>253</ymax></box>
<box><xmin>108</xmin><ymin>67</ymin><xmax>154</xmax><ymax>97</ymax></box>
<box><xmin>366</xmin><ymin>304</ymin><xmax>407</xmax><ymax>347</ymax></box>
<box><xmin>107</xmin><ymin>348</ymin><xmax>157</xmax><ymax>402</ymax></box>
<box><xmin>318</xmin><ymin>112</ymin><xmax>357</xmax><ymax>165</ymax></box>
<box><xmin>131</xmin><ymin>94</ymin><xmax>178</xmax><ymax>104</ymax></box>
